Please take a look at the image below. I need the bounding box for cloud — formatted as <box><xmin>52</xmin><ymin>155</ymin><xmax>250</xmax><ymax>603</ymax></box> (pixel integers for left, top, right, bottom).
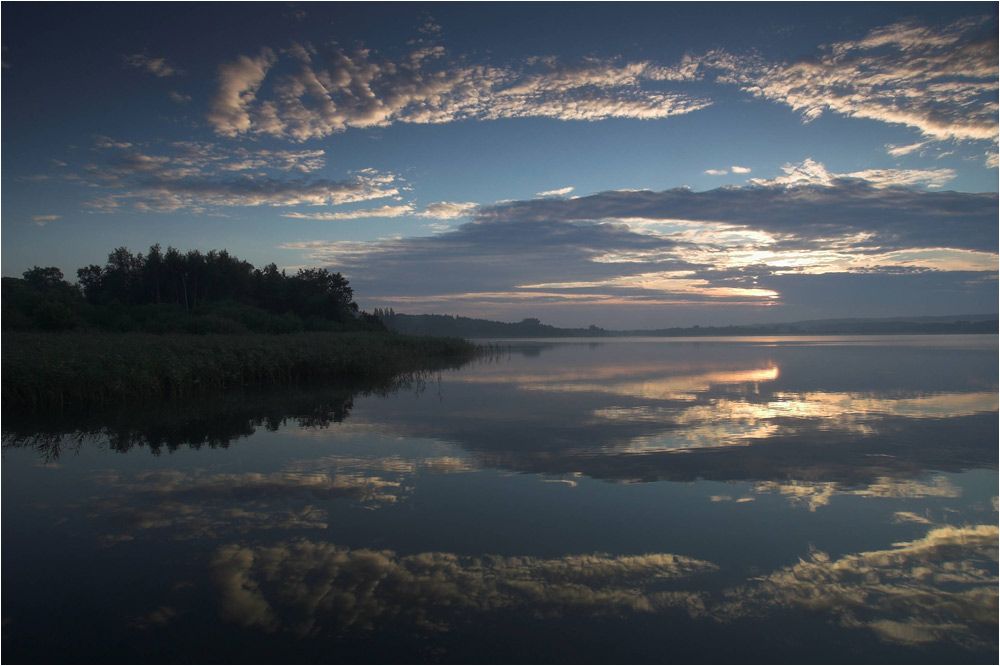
<box><xmin>415</xmin><ymin>201</ymin><xmax>479</xmax><ymax>219</ymax></box>
<box><xmin>730</xmin><ymin>166</ymin><xmax>751</xmax><ymax>174</ymax></box>
<box><xmin>31</xmin><ymin>214</ymin><xmax>60</xmax><ymax>226</ymax></box>
<box><xmin>87</xmin><ymin>467</ymin><xmax>408</xmax><ymax>542</ymax></box>
<box><xmin>708</xmin><ymin>18</ymin><xmax>998</xmax><ymax>144</ymax></box>
<box><xmin>91</xmin><ymin>175</ymin><xmax>399</xmax><ymax>213</ymax></box>
<box><xmin>168</xmin><ymin>91</ymin><xmax>192</xmax><ymax>104</ymax></box>
<box><xmin>281</xmin><ymin>205</ymin><xmax>414</xmax><ymax>220</ymax></box>
<box><xmin>279</xmin><ymin>215</ymin><xmax>705</xmax><ymax>310</ymax></box>
<box><xmin>755</xmin><ymin>475</ymin><xmax>962</xmax><ymax>512</ymax></box>
<box><xmin>210</xmin><ymin>538</ymin><xmax>717</xmax><ymax>635</ymax></box>
<box><xmin>207</xmin><ymin>48</ymin><xmax>278</xmax><ymax>137</ymax></box>
<box><xmin>704</xmin><ymin>169</ymin><xmax>728</xmax><ymax>176</ymax></box>
<box><xmin>206</xmin><ymin>46</ymin><xmax>712</xmax><ymax>140</ymax></box>
<box><xmin>749</xmin><ymin>158</ymin><xmax>956</xmax><ymax>189</ymax></box>
<box><xmin>886</xmin><ymin>141</ymin><xmax>930</xmax><ymax>157</ymax></box>
<box><xmin>123</xmin><ymin>53</ymin><xmax>182</xmax><ymax>77</ymax></box>
<box><xmin>474</xmin><ymin>166</ymin><xmax>997</xmax><ymax>253</ymax></box>
<box><xmin>537</xmin><ymin>187</ymin><xmax>574</xmax><ymax>197</ymax></box>
<box><xmin>718</xmin><ymin>524</ymin><xmax>999</xmax><ymax>650</ymax></box>
<box><xmin>277</xmin><ymin>172</ymin><xmax>996</xmax><ymax>321</ymax></box>
<box><xmin>203</xmin><ymin>525</ymin><xmax>994</xmax><ymax>650</ymax></box>
<box><xmin>79</xmin><ymin>139</ymin><xmax>399</xmax><ymax>212</ymax></box>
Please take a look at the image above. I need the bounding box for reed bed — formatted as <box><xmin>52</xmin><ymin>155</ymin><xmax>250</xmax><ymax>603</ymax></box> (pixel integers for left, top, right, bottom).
<box><xmin>3</xmin><ymin>331</ymin><xmax>482</xmax><ymax>410</ymax></box>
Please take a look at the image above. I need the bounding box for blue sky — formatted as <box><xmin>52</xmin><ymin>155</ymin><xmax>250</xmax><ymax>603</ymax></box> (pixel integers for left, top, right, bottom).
<box><xmin>3</xmin><ymin>3</ymin><xmax>997</xmax><ymax>327</ymax></box>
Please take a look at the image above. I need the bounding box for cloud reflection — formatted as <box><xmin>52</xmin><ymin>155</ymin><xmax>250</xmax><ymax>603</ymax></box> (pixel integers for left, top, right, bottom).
<box><xmin>754</xmin><ymin>476</ymin><xmax>962</xmax><ymax>512</ymax></box>
<box><xmin>210</xmin><ymin>539</ymin><xmax>718</xmax><ymax>636</ymax></box>
<box><xmin>203</xmin><ymin>523</ymin><xmax>997</xmax><ymax>651</ymax></box>
<box><xmin>718</xmin><ymin>525</ymin><xmax>998</xmax><ymax>650</ymax></box>
<box><xmin>87</xmin><ymin>468</ymin><xmax>408</xmax><ymax>542</ymax></box>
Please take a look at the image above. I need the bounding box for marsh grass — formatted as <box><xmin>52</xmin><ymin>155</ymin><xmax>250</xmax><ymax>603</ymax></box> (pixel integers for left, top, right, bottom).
<box><xmin>3</xmin><ymin>331</ymin><xmax>484</xmax><ymax>410</ymax></box>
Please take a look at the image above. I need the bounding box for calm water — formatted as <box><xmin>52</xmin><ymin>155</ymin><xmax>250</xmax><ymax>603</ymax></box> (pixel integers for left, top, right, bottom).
<box><xmin>3</xmin><ymin>336</ymin><xmax>997</xmax><ymax>664</ymax></box>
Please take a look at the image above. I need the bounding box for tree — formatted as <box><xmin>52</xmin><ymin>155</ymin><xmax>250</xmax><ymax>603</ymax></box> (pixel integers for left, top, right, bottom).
<box><xmin>22</xmin><ymin>266</ymin><xmax>69</xmax><ymax>289</ymax></box>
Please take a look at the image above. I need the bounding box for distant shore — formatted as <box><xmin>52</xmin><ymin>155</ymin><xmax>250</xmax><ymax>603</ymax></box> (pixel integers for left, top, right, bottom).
<box><xmin>374</xmin><ymin>311</ymin><xmax>999</xmax><ymax>339</ymax></box>
<box><xmin>2</xmin><ymin>331</ymin><xmax>481</xmax><ymax>411</ymax></box>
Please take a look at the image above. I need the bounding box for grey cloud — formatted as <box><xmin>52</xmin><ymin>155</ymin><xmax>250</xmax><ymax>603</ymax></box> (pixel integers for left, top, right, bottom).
<box><xmin>278</xmin><ymin>179</ymin><xmax>995</xmax><ymax>318</ymax></box>
<box><xmin>282</xmin><ymin>216</ymin><xmax>700</xmax><ymax>302</ymax></box>
<box><xmin>475</xmin><ymin>179</ymin><xmax>999</xmax><ymax>253</ymax></box>
<box><xmin>80</xmin><ymin>140</ymin><xmax>398</xmax><ymax>212</ymax></box>
<box><xmin>123</xmin><ymin>53</ymin><xmax>182</xmax><ymax>77</ymax></box>
<box><xmin>87</xmin><ymin>174</ymin><xmax>398</xmax><ymax>213</ymax></box>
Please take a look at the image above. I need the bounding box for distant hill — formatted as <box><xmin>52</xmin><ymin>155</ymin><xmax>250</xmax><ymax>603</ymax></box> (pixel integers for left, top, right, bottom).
<box><xmin>372</xmin><ymin>309</ymin><xmax>999</xmax><ymax>338</ymax></box>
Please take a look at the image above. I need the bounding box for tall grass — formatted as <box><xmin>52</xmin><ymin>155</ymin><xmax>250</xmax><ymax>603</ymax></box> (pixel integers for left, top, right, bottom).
<box><xmin>3</xmin><ymin>331</ymin><xmax>482</xmax><ymax>410</ymax></box>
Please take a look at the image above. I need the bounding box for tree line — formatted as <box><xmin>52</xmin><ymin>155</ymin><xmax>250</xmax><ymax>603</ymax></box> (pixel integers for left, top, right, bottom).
<box><xmin>3</xmin><ymin>245</ymin><xmax>384</xmax><ymax>334</ymax></box>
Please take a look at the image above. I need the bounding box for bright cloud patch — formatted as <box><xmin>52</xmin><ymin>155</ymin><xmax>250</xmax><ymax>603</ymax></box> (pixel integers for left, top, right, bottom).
<box><xmin>708</xmin><ymin>18</ymin><xmax>998</xmax><ymax>144</ymax></box>
<box><xmin>537</xmin><ymin>187</ymin><xmax>575</xmax><ymax>197</ymax></box>
<box><xmin>206</xmin><ymin>46</ymin><xmax>712</xmax><ymax>140</ymax></box>
<box><xmin>749</xmin><ymin>158</ymin><xmax>956</xmax><ymax>189</ymax></box>
<box><xmin>279</xmin><ymin>174</ymin><xmax>997</xmax><ymax>320</ymax></box>
<box><xmin>416</xmin><ymin>201</ymin><xmax>479</xmax><ymax>219</ymax></box>
<box><xmin>281</xmin><ymin>205</ymin><xmax>414</xmax><ymax>220</ymax></box>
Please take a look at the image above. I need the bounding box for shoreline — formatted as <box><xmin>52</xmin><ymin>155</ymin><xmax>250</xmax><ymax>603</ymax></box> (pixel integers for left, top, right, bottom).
<box><xmin>2</xmin><ymin>330</ymin><xmax>482</xmax><ymax>411</ymax></box>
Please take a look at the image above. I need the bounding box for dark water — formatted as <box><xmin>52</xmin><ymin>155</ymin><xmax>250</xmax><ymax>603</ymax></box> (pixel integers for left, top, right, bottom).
<box><xmin>3</xmin><ymin>336</ymin><xmax>997</xmax><ymax>664</ymax></box>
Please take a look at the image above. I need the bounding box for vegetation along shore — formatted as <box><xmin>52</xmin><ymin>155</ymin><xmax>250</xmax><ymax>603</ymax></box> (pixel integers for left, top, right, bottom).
<box><xmin>2</xmin><ymin>245</ymin><xmax>481</xmax><ymax>410</ymax></box>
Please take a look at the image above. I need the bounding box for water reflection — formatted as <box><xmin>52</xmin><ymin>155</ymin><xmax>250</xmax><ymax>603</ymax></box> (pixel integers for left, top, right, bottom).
<box><xmin>717</xmin><ymin>524</ymin><xmax>998</xmax><ymax>650</ymax></box>
<box><xmin>2</xmin><ymin>376</ymin><xmax>420</xmax><ymax>460</ymax></box>
<box><xmin>3</xmin><ymin>336</ymin><xmax>997</xmax><ymax>662</ymax></box>
<box><xmin>194</xmin><ymin>521</ymin><xmax>996</xmax><ymax>651</ymax></box>
<box><xmin>6</xmin><ymin>339</ymin><xmax>996</xmax><ymax>489</ymax></box>
<box><xmin>210</xmin><ymin>542</ymin><xmax>718</xmax><ymax>636</ymax></box>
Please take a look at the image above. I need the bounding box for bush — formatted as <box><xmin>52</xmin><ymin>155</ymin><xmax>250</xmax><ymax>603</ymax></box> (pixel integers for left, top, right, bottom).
<box><xmin>32</xmin><ymin>301</ymin><xmax>80</xmax><ymax>331</ymax></box>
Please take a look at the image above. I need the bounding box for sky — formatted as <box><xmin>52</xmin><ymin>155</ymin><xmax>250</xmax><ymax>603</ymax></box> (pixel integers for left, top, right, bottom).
<box><xmin>2</xmin><ymin>3</ymin><xmax>997</xmax><ymax>328</ymax></box>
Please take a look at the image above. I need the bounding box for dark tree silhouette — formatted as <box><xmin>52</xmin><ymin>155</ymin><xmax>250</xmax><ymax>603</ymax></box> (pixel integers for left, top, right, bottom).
<box><xmin>5</xmin><ymin>245</ymin><xmax>384</xmax><ymax>334</ymax></box>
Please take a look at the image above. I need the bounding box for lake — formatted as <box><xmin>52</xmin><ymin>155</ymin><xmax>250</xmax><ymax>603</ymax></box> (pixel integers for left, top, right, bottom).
<box><xmin>2</xmin><ymin>335</ymin><xmax>997</xmax><ymax>663</ymax></box>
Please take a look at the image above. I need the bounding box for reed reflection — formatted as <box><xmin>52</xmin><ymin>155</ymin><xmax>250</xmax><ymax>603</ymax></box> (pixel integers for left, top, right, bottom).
<box><xmin>6</xmin><ymin>343</ymin><xmax>996</xmax><ymax>491</ymax></box>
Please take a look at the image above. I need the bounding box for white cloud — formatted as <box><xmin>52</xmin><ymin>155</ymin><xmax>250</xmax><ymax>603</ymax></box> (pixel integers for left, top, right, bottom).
<box><xmin>886</xmin><ymin>141</ymin><xmax>930</xmax><ymax>157</ymax></box>
<box><xmin>749</xmin><ymin>158</ymin><xmax>956</xmax><ymax>189</ymax></box>
<box><xmin>731</xmin><ymin>166</ymin><xmax>751</xmax><ymax>174</ymax></box>
<box><xmin>704</xmin><ymin>169</ymin><xmax>728</xmax><ymax>176</ymax></box>
<box><xmin>416</xmin><ymin>201</ymin><xmax>479</xmax><ymax>219</ymax></box>
<box><xmin>537</xmin><ymin>187</ymin><xmax>574</xmax><ymax>197</ymax></box>
<box><xmin>708</xmin><ymin>18</ymin><xmax>998</xmax><ymax>144</ymax></box>
<box><xmin>207</xmin><ymin>48</ymin><xmax>278</xmax><ymax>137</ymax></box>
<box><xmin>31</xmin><ymin>214</ymin><xmax>60</xmax><ymax>226</ymax></box>
<box><xmin>205</xmin><ymin>46</ymin><xmax>713</xmax><ymax>140</ymax></box>
<box><xmin>281</xmin><ymin>205</ymin><xmax>414</xmax><ymax>220</ymax></box>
